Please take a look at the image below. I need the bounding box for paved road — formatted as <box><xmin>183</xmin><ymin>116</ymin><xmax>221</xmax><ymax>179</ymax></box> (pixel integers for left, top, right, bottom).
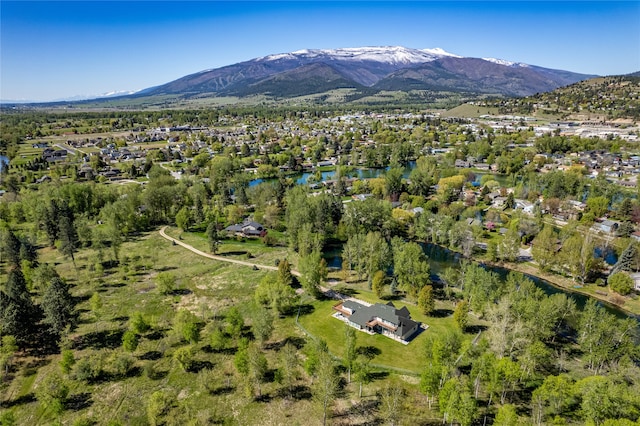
<box><xmin>158</xmin><ymin>226</ymin><xmax>301</xmax><ymax>277</ymax></box>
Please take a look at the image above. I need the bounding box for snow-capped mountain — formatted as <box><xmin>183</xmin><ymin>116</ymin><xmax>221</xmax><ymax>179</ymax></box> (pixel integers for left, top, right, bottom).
<box><xmin>481</xmin><ymin>57</ymin><xmax>529</xmax><ymax>67</ymax></box>
<box><xmin>259</xmin><ymin>46</ymin><xmax>461</xmax><ymax>65</ymax></box>
<box><xmin>81</xmin><ymin>46</ymin><xmax>599</xmax><ymax>101</ymax></box>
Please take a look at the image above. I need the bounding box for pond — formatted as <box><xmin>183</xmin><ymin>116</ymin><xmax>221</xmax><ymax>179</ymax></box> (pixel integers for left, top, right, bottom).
<box><xmin>248</xmin><ymin>161</ymin><xmax>418</xmax><ymax>187</ymax></box>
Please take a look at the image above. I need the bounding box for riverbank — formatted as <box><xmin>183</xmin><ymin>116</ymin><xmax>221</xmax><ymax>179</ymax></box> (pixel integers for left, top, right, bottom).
<box><xmin>483</xmin><ymin>258</ymin><xmax>640</xmax><ymax>318</ymax></box>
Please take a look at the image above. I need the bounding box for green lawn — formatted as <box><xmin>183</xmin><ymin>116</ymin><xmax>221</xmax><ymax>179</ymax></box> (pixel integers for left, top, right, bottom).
<box><xmin>297</xmin><ymin>285</ymin><xmax>477</xmax><ymax>375</ymax></box>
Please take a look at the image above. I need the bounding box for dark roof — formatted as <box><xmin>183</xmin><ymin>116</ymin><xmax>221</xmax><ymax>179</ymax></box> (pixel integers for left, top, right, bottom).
<box><xmin>342</xmin><ymin>300</ymin><xmax>365</xmax><ymax>312</ymax></box>
<box><xmin>346</xmin><ymin>301</ymin><xmax>417</xmax><ymax>340</ymax></box>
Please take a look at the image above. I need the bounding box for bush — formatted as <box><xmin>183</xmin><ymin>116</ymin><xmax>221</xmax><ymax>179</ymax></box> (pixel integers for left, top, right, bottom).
<box><xmin>129</xmin><ymin>311</ymin><xmax>151</xmax><ymax>334</ymax></box>
<box><xmin>122</xmin><ymin>330</ymin><xmax>139</xmax><ymax>352</ymax></box>
<box><xmin>609</xmin><ymin>272</ymin><xmax>633</xmax><ymax>295</ymax></box>
<box><xmin>109</xmin><ymin>352</ymin><xmax>135</xmax><ymax>378</ymax></box>
<box><xmin>147</xmin><ymin>390</ymin><xmax>173</xmax><ymax>426</ymax></box>
<box><xmin>59</xmin><ymin>349</ymin><xmax>75</xmax><ymax>374</ymax></box>
<box><xmin>156</xmin><ymin>272</ymin><xmax>176</xmax><ymax>295</ymax></box>
<box><xmin>173</xmin><ymin>346</ymin><xmax>194</xmax><ymax>372</ymax></box>
<box><xmin>73</xmin><ymin>355</ymin><xmax>103</xmax><ymax>383</ymax></box>
<box><xmin>35</xmin><ymin>372</ymin><xmax>69</xmax><ymax>415</ymax></box>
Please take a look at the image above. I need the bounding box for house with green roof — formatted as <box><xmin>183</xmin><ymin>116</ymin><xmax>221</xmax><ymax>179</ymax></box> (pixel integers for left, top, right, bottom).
<box><xmin>332</xmin><ymin>300</ymin><xmax>421</xmax><ymax>343</ymax></box>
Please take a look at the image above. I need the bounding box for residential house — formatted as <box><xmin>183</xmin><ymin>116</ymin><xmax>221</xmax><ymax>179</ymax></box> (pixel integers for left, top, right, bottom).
<box><xmin>514</xmin><ymin>199</ymin><xmax>535</xmax><ymax>215</ymax></box>
<box><xmin>492</xmin><ymin>197</ymin><xmax>508</xmax><ymax>208</ymax></box>
<box><xmin>628</xmin><ymin>272</ymin><xmax>640</xmax><ymax>292</ymax></box>
<box><xmin>332</xmin><ymin>300</ymin><xmax>420</xmax><ymax>342</ymax></box>
<box><xmin>224</xmin><ymin>220</ymin><xmax>267</xmax><ymax>238</ymax></box>
<box><xmin>596</xmin><ymin>219</ymin><xmax>620</xmax><ymax>235</ymax></box>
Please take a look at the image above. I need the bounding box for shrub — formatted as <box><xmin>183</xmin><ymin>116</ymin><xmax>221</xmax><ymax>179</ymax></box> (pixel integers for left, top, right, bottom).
<box><xmin>173</xmin><ymin>346</ymin><xmax>194</xmax><ymax>372</ymax></box>
<box><xmin>109</xmin><ymin>352</ymin><xmax>136</xmax><ymax>378</ymax></box>
<box><xmin>35</xmin><ymin>372</ymin><xmax>69</xmax><ymax>415</ymax></box>
<box><xmin>130</xmin><ymin>311</ymin><xmax>151</xmax><ymax>334</ymax></box>
<box><xmin>122</xmin><ymin>330</ymin><xmax>139</xmax><ymax>352</ymax></box>
<box><xmin>156</xmin><ymin>272</ymin><xmax>176</xmax><ymax>295</ymax></box>
<box><xmin>59</xmin><ymin>349</ymin><xmax>75</xmax><ymax>374</ymax></box>
<box><xmin>609</xmin><ymin>272</ymin><xmax>633</xmax><ymax>295</ymax></box>
<box><xmin>147</xmin><ymin>390</ymin><xmax>173</xmax><ymax>426</ymax></box>
<box><xmin>73</xmin><ymin>355</ymin><xmax>103</xmax><ymax>383</ymax></box>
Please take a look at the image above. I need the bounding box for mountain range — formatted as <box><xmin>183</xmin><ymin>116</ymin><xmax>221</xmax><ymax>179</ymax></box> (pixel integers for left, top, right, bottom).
<box><xmin>133</xmin><ymin>46</ymin><xmax>596</xmax><ymax>101</ymax></box>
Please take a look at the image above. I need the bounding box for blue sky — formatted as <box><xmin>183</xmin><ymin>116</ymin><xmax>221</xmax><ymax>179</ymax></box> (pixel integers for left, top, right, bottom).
<box><xmin>1</xmin><ymin>1</ymin><xmax>639</xmax><ymax>101</ymax></box>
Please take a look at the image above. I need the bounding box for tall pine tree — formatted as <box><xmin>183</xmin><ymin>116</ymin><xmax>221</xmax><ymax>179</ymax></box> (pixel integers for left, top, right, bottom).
<box><xmin>609</xmin><ymin>242</ymin><xmax>636</xmax><ymax>279</ymax></box>
<box><xmin>0</xmin><ymin>268</ymin><xmax>37</xmax><ymax>344</ymax></box>
<box><xmin>42</xmin><ymin>277</ymin><xmax>76</xmax><ymax>339</ymax></box>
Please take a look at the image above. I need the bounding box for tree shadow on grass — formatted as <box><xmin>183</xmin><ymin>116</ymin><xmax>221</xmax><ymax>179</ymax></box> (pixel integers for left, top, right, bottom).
<box><xmin>429</xmin><ymin>309</ymin><xmax>453</xmax><ymax>318</ymax></box>
<box><xmin>357</xmin><ymin>346</ymin><xmax>381</xmax><ymax>359</ymax></box>
<box><xmin>265</xmin><ymin>336</ymin><xmax>306</xmax><ymax>351</ymax></box>
<box><xmin>65</xmin><ymin>392</ymin><xmax>93</xmax><ymax>411</ymax></box>
<box><xmin>73</xmin><ymin>294</ymin><xmax>92</xmax><ymax>304</ymax></box>
<box><xmin>333</xmin><ymin>286</ymin><xmax>359</xmax><ymax>297</ymax></box>
<box><xmin>202</xmin><ymin>345</ymin><xmax>237</xmax><ymax>356</ymax></box>
<box><xmin>0</xmin><ymin>393</ymin><xmax>35</xmax><ymax>408</ymax></box>
<box><xmin>254</xmin><ymin>393</ymin><xmax>273</xmax><ymax>403</ymax></box>
<box><xmin>465</xmin><ymin>324</ymin><xmax>488</xmax><ymax>334</ymax></box>
<box><xmin>139</xmin><ymin>350</ymin><xmax>163</xmax><ymax>361</ymax></box>
<box><xmin>145</xmin><ymin>329</ymin><xmax>167</xmax><ymax>341</ymax></box>
<box><xmin>101</xmin><ymin>282</ymin><xmax>126</xmax><ymax>289</ymax></box>
<box><xmin>276</xmin><ymin>384</ymin><xmax>312</xmax><ymax>401</ymax></box>
<box><xmin>368</xmin><ymin>371</ymin><xmax>389</xmax><ymax>381</ymax></box>
<box><xmin>380</xmin><ymin>294</ymin><xmax>403</xmax><ymax>301</ymax></box>
<box><xmin>335</xmin><ymin>398</ymin><xmax>379</xmax><ymax>421</ymax></box>
<box><xmin>210</xmin><ymin>385</ymin><xmax>234</xmax><ymax>396</ymax></box>
<box><xmin>295</xmin><ymin>304</ymin><xmax>315</xmax><ymax>317</ymax></box>
<box><xmin>187</xmin><ymin>360</ymin><xmax>214</xmax><ymax>374</ymax></box>
<box><xmin>218</xmin><ymin>251</ymin><xmax>248</xmax><ymax>257</ymax></box>
<box><xmin>168</xmin><ymin>288</ymin><xmax>192</xmax><ymax>296</ymax></box>
<box><xmin>73</xmin><ymin>329</ymin><xmax>124</xmax><ymax>350</ymax></box>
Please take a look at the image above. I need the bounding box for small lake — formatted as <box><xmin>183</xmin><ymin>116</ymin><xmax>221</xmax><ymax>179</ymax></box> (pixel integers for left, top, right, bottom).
<box><xmin>0</xmin><ymin>155</ymin><xmax>8</xmax><ymax>171</ymax></box>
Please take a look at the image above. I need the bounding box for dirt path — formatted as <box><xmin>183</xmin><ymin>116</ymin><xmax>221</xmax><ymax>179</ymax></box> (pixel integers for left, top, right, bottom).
<box><xmin>158</xmin><ymin>226</ymin><xmax>301</xmax><ymax>277</ymax></box>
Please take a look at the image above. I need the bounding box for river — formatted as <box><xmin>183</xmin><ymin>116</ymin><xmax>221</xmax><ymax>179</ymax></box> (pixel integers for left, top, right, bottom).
<box><xmin>324</xmin><ymin>242</ymin><xmax>638</xmax><ymax>322</ymax></box>
<box><xmin>248</xmin><ymin>161</ymin><xmax>512</xmax><ymax>188</ymax></box>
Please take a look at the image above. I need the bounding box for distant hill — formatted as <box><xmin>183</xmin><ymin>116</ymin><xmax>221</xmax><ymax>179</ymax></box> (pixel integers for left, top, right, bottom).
<box><xmin>488</xmin><ymin>75</ymin><xmax>640</xmax><ymax>120</ymax></box>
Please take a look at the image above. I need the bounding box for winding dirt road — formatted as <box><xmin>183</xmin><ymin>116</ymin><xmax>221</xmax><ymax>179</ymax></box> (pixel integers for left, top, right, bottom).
<box><xmin>158</xmin><ymin>226</ymin><xmax>301</xmax><ymax>277</ymax></box>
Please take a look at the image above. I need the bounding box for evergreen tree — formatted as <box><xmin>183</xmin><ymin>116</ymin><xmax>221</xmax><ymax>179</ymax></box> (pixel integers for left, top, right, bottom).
<box><xmin>41</xmin><ymin>277</ymin><xmax>76</xmax><ymax>339</ymax></box>
<box><xmin>0</xmin><ymin>228</ymin><xmax>21</xmax><ymax>268</ymax></box>
<box><xmin>58</xmin><ymin>216</ymin><xmax>78</xmax><ymax>268</ymax></box>
<box><xmin>0</xmin><ymin>268</ymin><xmax>36</xmax><ymax>343</ymax></box>
<box><xmin>610</xmin><ymin>242</ymin><xmax>636</xmax><ymax>278</ymax></box>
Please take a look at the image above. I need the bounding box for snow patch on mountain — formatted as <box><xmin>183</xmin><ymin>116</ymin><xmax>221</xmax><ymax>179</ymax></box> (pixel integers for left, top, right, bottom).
<box><xmin>259</xmin><ymin>46</ymin><xmax>460</xmax><ymax>64</ymax></box>
<box><xmin>421</xmin><ymin>47</ymin><xmax>461</xmax><ymax>58</ymax></box>
<box><xmin>482</xmin><ymin>57</ymin><xmax>530</xmax><ymax>68</ymax></box>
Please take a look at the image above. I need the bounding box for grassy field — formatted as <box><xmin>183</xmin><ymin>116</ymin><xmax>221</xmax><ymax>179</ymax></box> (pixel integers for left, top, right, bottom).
<box><xmin>2</xmin><ymin>228</ymin><xmax>459</xmax><ymax>425</ymax></box>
